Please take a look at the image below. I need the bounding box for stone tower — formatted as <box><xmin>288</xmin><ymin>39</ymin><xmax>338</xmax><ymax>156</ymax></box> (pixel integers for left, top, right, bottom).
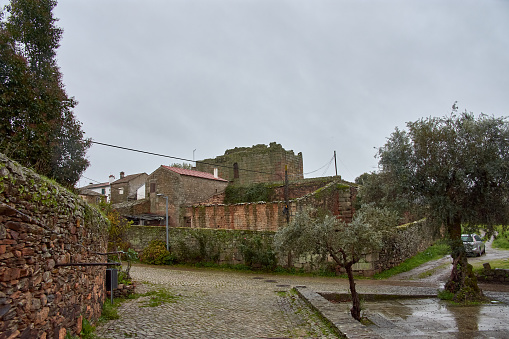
<box><xmin>196</xmin><ymin>142</ymin><xmax>303</xmax><ymax>185</ymax></box>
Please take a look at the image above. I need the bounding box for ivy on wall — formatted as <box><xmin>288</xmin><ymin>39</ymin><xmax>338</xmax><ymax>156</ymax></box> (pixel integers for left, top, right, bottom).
<box><xmin>223</xmin><ymin>183</ymin><xmax>276</xmax><ymax>204</ymax></box>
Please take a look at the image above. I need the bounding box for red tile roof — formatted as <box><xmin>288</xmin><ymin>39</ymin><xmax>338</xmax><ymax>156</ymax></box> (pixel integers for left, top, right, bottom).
<box><xmin>81</xmin><ymin>182</ymin><xmax>109</xmax><ymax>189</ymax></box>
<box><xmin>111</xmin><ymin>173</ymin><xmax>147</xmax><ymax>185</ymax></box>
<box><xmin>162</xmin><ymin>166</ymin><xmax>228</xmax><ymax>182</ymax></box>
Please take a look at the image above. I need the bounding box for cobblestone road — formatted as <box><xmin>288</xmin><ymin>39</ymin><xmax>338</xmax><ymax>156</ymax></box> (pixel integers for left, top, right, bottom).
<box><xmin>95</xmin><ymin>264</ymin><xmax>509</xmax><ymax>339</ymax></box>
<box><xmin>95</xmin><ymin>265</ymin><xmax>344</xmax><ymax>338</ymax></box>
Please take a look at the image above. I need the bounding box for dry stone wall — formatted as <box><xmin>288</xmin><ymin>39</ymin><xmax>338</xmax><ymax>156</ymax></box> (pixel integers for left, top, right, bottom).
<box><xmin>0</xmin><ymin>153</ymin><xmax>108</xmax><ymax>339</ymax></box>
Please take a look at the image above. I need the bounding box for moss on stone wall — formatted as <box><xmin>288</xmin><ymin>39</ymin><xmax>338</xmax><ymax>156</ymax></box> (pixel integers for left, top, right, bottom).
<box><xmin>0</xmin><ymin>153</ymin><xmax>109</xmax><ymax>338</ymax></box>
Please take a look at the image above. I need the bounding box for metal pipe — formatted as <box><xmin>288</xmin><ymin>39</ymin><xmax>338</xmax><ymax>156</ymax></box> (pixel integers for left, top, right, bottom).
<box><xmin>55</xmin><ymin>262</ymin><xmax>121</xmax><ymax>267</ymax></box>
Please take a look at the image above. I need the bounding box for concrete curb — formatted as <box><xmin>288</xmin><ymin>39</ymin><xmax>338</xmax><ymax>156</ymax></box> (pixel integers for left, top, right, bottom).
<box><xmin>294</xmin><ymin>286</ymin><xmax>383</xmax><ymax>339</ymax></box>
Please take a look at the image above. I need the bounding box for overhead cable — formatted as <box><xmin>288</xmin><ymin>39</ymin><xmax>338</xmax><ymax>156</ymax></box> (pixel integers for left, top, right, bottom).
<box><xmin>91</xmin><ymin>140</ymin><xmax>283</xmax><ymax>179</ymax></box>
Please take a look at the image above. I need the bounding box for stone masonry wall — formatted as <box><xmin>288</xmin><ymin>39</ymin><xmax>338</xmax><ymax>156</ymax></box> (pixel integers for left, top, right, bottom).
<box><xmin>476</xmin><ymin>264</ymin><xmax>509</xmax><ymax>284</ymax></box>
<box><xmin>0</xmin><ymin>153</ymin><xmax>108</xmax><ymax>339</ymax></box>
<box><xmin>197</xmin><ymin>142</ymin><xmax>303</xmax><ymax>185</ymax></box>
<box><xmin>127</xmin><ymin>220</ymin><xmax>438</xmax><ymax>275</ymax></box>
<box><xmin>348</xmin><ymin>219</ymin><xmax>440</xmax><ymax>276</ymax></box>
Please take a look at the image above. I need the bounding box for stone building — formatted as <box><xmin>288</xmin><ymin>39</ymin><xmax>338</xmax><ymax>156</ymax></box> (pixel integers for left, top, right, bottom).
<box><xmin>196</xmin><ymin>142</ymin><xmax>303</xmax><ymax>185</ymax></box>
<box><xmin>79</xmin><ymin>181</ymin><xmax>110</xmax><ymax>202</ymax></box>
<box><xmin>110</xmin><ymin>172</ymin><xmax>148</xmax><ymax>204</ymax></box>
<box><xmin>78</xmin><ymin>187</ymin><xmax>104</xmax><ymax>205</ymax></box>
<box><xmin>147</xmin><ymin>166</ymin><xmax>229</xmax><ymax>226</ymax></box>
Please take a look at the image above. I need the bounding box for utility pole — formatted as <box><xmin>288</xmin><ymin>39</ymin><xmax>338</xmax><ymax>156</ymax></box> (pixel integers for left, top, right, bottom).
<box><xmin>334</xmin><ymin>151</ymin><xmax>338</xmax><ymax>177</ymax></box>
<box><xmin>284</xmin><ymin>165</ymin><xmax>289</xmax><ymax>223</ymax></box>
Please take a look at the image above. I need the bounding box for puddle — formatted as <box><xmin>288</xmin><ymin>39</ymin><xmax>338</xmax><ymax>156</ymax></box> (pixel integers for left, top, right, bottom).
<box><xmin>321</xmin><ymin>293</ymin><xmax>509</xmax><ymax>338</ymax></box>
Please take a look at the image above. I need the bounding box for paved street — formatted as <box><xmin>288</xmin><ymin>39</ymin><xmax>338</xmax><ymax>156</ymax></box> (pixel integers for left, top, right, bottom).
<box><xmin>95</xmin><ymin>242</ymin><xmax>509</xmax><ymax>339</ymax></box>
<box><xmin>96</xmin><ymin>265</ymin><xmax>346</xmax><ymax>338</ymax></box>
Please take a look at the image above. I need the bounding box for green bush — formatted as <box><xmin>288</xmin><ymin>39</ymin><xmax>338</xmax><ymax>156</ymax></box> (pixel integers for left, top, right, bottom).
<box><xmin>140</xmin><ymin>240</ymin><xmax>176</xmax><ymax>265</ymax></box>
<box><xmin>239</xmin><ymin>235</ymin><xmax>277</xmax><ymax>269</ymax></box>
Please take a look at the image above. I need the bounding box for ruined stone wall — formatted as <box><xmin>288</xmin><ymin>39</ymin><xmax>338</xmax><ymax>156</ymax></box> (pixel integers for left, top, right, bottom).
<box><xmin>0</xmin><ymin>153</ymin><xmax>108</xmax><ymax>338</ymax></box>
<box><xmin>197</xmin><ymin>142</ymin><xmax>303</xmax><ymax>185</ymax></box>
<box><xmin>347</xmin><ymin>219</ymin><xmax>440</xmax><ymax>276</ymax></box>
<box><xmin>183</xmin><ymin>181</ymin><xmax>356</xmax><ymax>230</ymax></box>
<box><xmin>272</xmin><ymin>177</ymin><xmax>339</xmax><ymax>200</ymax></box>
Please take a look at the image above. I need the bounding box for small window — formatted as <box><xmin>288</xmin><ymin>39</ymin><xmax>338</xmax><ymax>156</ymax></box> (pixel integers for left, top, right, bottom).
<box><xmin>233</xmin><ymin>163</ymin><xmax>239</xmax><ymax>179</ymax></box>
<box><xmin>150</xmin><ymin>182</ymin><xmax>156</xmax><ymax>193</ymax></box>
<box><xmin>101</xmin><ymin>188</ymin><xmax>105</xmax><ymax>195</ymax></box>
<box><xmin>119</xmin><ymin>188</ymin><xmax>124</xmax><ymax>195</ymax></box>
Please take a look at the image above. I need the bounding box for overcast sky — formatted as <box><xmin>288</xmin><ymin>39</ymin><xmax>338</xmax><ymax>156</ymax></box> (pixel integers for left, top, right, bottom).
<box><xmin>7</xmin><ymin>0</ymin><xmax>509</xmax><ymax>185</ymax></box>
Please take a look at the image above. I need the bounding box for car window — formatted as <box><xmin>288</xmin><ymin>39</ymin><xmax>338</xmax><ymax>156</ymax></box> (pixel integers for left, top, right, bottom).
<box><xmin>461</xmin><ymin>235</ymin><xmax>473</xmax><ymax>242</ymax></box>
<box><xmin>474</xmin><ymin>235</ymin><xmax>482</xmax><ymax>241</ymax></box>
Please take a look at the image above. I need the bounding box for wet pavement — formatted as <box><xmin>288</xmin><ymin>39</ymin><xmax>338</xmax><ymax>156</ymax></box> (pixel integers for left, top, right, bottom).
<box><xmin>95</xmin><ymin>239</ymin><xmax>509</xmax><ymax>338</ymax></box>
<box><xmin>362</xmin><ymin>297</ymin><xmax>509</xmax><ymax>338</ymax></box>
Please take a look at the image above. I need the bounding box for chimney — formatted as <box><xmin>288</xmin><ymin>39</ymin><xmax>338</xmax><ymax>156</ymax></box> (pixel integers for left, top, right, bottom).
<box><xmin>120</xmin><ymin>171</ymin><xmax>125</xmax><ymax>179</ymax></box>
<box><xmin>109</xmin><ymin>175</ymin><xmax>115</xmax><ymax>184</ymax></box>
<box><xmin>213</xmin><ymin>168</ymin><xmax>218</xmax><ymax>179</ymax></box>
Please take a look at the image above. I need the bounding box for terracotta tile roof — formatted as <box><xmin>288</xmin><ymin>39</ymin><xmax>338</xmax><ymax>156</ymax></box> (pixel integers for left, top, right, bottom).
<box><xmin>162</xmin><ymin>166</ymin><xmax>228</xmax><ymax>182</ymax></box>
<box><xmin>111</xmin><ymin>173</ymin><xmax>147</xmax><ymax>185</ymax></box>
<box><xmin>78</xmin><ymin>188</ymin><xmax>103</xmax><ymax>196</ymax></box>
<box><xmin>81</xmin><ymin>182</ymin><xmax>109</xmax><ymax>189</ymax></box>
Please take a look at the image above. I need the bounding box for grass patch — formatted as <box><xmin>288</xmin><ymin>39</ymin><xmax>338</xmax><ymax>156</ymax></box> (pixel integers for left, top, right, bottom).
<box><xmin>98</xmin><ymin>298</ymin><xmax>123</xmax><ymax>322</ymax></box>
<box><xmin>416</xmin><ymin>262</ymin><xmax>450</xmax><ymax>279</ymax></box>
<box><xmin>471</xmin><ymin>258</ymin><xmax>509</xmax><ymax>273</ymax></box>
<box><xmin>139</xmin><ymin>289</ymin><xmax>180</xmax><ymax>307</ymax></box>
<box><xmin>437</xmin><ymin>289</ymin><xmax>455</xmax><ymax>301</ymax></box>
<box><xmin>493</xmin><ymin>230</ymin><xmax>509</xmax><ymax>250</ymax></box>
<box><xmin>374</xmin><ymin>241</ymin><xmax>450</xmax><ymax>280</ymax></box>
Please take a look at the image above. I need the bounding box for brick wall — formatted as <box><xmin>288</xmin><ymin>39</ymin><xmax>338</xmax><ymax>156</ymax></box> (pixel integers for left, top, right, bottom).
<box><xmin>183</xmin><ymin>181</ymin><xmax>357</xmax><ymax>230</ymax></box>
<box><xmin>0</xmin><ymin>153</ymin><xmax>109</xmax><ymax>338</ymax></box>
<box><xmin>197</xmin><ymin>142</ymin><xmax>303</xmax><ymax>185</ymax></box>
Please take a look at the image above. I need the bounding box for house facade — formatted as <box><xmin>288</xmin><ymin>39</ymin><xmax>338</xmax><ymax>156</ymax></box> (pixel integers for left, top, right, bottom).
<box><xmin>79</xmin><ymin>179</ymin><xmax>112</xmax><ymax>202</ymax></box>
<box><xmin>110</xmin><ymin>172</ymin><xmax>148</xmax><ymax>204</ymax></box>
<box><xmin>146</xmin><ymin>166</ymin><xmax>229</xmax><ymax>226</ymax></box>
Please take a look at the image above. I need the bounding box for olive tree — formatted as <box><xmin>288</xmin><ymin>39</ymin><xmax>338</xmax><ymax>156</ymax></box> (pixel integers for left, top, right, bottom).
<box><xmin>375</xmin><ymin>110</ymin><xmax>509</xmax><ymax>301</ymax></box>
<box><xmin>274</xmin><ymin>205</ymin><xmax>398</xmax><ymax>321</ymax></box>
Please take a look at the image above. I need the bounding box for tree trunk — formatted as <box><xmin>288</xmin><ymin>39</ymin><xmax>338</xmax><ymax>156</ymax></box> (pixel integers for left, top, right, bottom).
<box><xmin>444</xmin><ymin>217</ymin><xmax>484</xmax><ymax>301</ymax></box>
<box><xmin>345</xmin><ymin>263</ymin><xmax>361</xmax><ymax>321</ymax></box>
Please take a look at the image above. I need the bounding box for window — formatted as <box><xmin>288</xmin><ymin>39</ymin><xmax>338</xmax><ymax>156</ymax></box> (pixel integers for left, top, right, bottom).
<box><xmin>101</xmin><ymin>188</ymin><xmax>105</xmax><ymax>195</ymax></box>
<box><xmin>119</xmin><ymin>188</ymin><xmax>124</xmax><ymax>195</ymax></box>
<box><xmin>150</xmin><ymin>182</ymin><xmax>156</xmax><ymax>193</ymax></box>
<box><xmin>233</xmin><ymin>163</ymin><xmax>239</xmax><ymax>179</ymax></box>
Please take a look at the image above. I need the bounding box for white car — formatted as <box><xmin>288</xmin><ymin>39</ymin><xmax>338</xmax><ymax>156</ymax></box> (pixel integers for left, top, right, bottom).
<box><xmin>461</xmin><ymin>234</ymin><xmax>485</xmax><ymax>257</ymax></box>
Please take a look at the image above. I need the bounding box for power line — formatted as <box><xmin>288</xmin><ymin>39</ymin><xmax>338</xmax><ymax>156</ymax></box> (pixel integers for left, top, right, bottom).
<box><xmin>303</xmin><ymin>155</ymin><xmax>335</xmax><ymax>176</ymax></box>
<box><xmin>82</xmin><ymin>176</ymin><xmax>102</xmax><ymax>184</ymax></box>
<box><xmin>91</xmin><ymin>140</ymin><xmax>283</xmax><ymax>179</ymax></box>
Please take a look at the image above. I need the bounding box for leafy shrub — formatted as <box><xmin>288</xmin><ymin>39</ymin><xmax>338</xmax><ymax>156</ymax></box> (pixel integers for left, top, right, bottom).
<box><xmin>239</xmin><ymin>235</ymin><xmax>276</xmax><ymax>269</ymax></box>
<box><xmin>140</xmin><ymin>240</ymin><xmax>176</xmax><ymax>265</ymax></box>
